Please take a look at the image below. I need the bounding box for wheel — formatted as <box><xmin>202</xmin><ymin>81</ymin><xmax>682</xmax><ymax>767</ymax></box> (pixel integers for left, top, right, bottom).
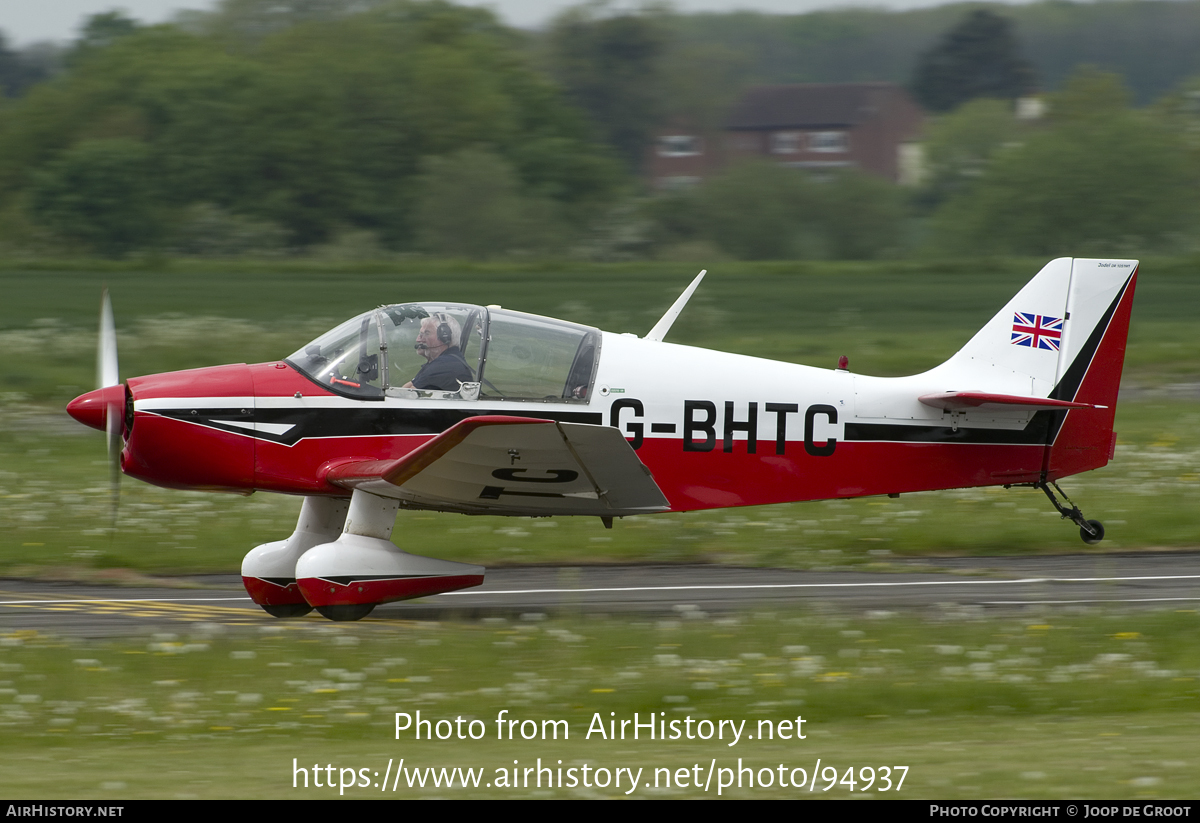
<box><xmin>260</xmin><ymin>603</ymin><xmax>313</xmax><ymax>618</ymax></box>
<box><xmin>1079</xmin><ymin>519</ymin><xmax>1105</xmax><ymax>545</ymax></box>
<box><xmin>316</xmin><ymin>604</ymin><xmax>376</xmax><ymax>622</ymax></box>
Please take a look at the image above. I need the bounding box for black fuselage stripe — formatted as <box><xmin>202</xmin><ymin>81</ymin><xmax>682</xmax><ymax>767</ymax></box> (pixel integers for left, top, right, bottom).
<box><xmin>148</xmin><ymin>407</ymin><xmax>602</xmax><ymax>445</ymax></box>
<box><xmin>844</xmin><ymin>417</ymin><xmax>1052</xmax><ymax>445</ymax></box>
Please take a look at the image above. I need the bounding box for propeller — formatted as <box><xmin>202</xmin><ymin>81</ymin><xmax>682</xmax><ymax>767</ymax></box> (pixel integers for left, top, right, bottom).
<box><xmin>64</xmin><ymin>290</ymin><xmax>128</xmax><ymax>532</ymax></box>
<box><xmin>97</xmin><ymin>289</ymin><xmax>122</xmax><ymax>529</ymax></box>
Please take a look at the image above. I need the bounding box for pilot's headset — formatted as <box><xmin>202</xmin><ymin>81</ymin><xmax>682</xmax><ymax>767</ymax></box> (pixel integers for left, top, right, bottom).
<box><xmin>431</xmin><ymin>312</ymin><xmax>460</xmax><ymax>348</ymax></box>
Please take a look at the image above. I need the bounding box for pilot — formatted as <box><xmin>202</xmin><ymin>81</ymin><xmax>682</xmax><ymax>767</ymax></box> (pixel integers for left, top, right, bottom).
<box><xmin>404</xmin><ymin>313</ymin><xmax>474</xmax><ymax>391</ymax></box>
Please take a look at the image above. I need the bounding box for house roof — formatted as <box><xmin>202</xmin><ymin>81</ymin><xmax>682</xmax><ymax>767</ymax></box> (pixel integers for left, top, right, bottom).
<box><xmin>725</xmin><ymin>83</ymin><xmax>909</xmax><ymax>130</ymax></box>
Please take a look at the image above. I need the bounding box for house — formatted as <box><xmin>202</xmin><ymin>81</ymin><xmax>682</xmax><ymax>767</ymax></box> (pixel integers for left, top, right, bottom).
<box><xmin>649</xmin><ymin>83</ymin><xmax>925</xmax><ymax>189</ymax></box>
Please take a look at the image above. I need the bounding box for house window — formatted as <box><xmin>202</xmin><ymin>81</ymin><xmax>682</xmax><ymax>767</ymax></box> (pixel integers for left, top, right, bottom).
<box><xmin>808</xmin><ymin>131</ymin><xmax>848</xmax><ymax>152</ymax></box>
<box><xmin>770</xmin><ymin>131</ymin><xmax>802</xmax><ymax>154</ymax></box>
<box><xmin>658</xmin><ymin>135</ymin><xmax>702</xmax><ymax>157</ymax></box>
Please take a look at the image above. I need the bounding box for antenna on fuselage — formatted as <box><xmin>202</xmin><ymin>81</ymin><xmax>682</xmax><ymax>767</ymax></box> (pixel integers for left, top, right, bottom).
<box><xmin>646</xmin><ymin>269</ymin><xmax>706</xmax><ymax>343</ymax></box>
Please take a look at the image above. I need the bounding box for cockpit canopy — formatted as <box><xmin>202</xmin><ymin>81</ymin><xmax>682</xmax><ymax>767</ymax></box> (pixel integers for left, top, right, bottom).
<box><xmin>286</xmin><ymin>303</ymin><xmax>600</xmax><ymax>403</ymax></box>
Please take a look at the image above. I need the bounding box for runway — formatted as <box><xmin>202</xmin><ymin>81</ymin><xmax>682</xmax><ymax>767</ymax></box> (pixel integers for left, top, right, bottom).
<box><xmin>3</xmin><ymin>551</ymin><xmax>1200</xmax><ymax>636</ymax></box>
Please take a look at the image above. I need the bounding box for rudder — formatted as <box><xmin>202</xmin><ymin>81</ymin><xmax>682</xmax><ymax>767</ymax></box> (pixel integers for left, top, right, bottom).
<box><xmin>1043</xmin><ymin>259</ymin><xmax>1139</xmax><ymax>479</ymax></box>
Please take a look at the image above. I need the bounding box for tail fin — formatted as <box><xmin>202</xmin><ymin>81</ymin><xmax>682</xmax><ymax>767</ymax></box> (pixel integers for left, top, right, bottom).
<box><xmin>935</xmin><ymin>257</ymin><xmax>1139</xmax><ymax>478</ymax></box>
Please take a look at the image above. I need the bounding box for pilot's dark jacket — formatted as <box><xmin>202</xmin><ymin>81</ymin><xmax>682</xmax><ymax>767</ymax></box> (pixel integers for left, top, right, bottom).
<box><xmin>412</xmin><ymin>346</ymin><xmax>473</xmax><ymax>391</ymax></box>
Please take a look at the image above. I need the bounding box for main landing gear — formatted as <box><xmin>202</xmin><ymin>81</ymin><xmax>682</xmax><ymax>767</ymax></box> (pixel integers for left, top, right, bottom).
<box><xmin>1021</xmin><ymin>480</ymin><xmax>1105</xmax><ymax>545</ymax></box>
<box><xmin>241</xmin><ymin>490</ymin><xmax>485</xmax><ymax>621</ymax></box>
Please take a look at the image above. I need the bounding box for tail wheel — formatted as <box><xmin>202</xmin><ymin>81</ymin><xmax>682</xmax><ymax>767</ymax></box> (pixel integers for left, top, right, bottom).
<box><xmin>261</xmin><ymin>604</ymin><xmax>313</xmax><ymax>618</ymax></box>
<box><xmin>1080</xmin><ymin>520</ymin><xmax>1105</xmax><ymax>545</ymax></box>
<box><xmin>1034</xmin><ymin>482</ymin><xmax>1104</xmax><ymax>545</ymax></box>
<box><xmin>316</xmin><ymin>604</ymin><xmax>376</xmax><ymax>622</ymax></box>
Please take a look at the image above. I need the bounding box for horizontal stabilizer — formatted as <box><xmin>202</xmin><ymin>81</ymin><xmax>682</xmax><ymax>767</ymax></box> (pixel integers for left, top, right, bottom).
<box><xmin>324</xmin><ymin>415</ymin><xmax>670</xmax><ymax>516</ymax></box>
<box><xmin>918</xmin><ymin>391</ymin><xmax>1101</xmax><ymax>412</ymax></box>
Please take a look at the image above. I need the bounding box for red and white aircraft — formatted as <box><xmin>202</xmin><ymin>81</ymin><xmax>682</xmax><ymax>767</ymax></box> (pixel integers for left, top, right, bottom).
<box><xmin>67</xmin><ymin>258</ymin><xmax>1138</xmax><ymax>620</ymax></box>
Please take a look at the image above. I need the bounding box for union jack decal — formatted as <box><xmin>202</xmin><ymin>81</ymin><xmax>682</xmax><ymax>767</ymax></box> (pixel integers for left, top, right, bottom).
<box><xmin>1011</xmin><ymin>312</ymin><xmax>1063</xmax><ymax>350</ymax></box>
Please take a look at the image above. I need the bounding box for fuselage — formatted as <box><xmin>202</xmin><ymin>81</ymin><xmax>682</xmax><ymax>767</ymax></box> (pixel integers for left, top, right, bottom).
<box><xmin>83</xmin><ymin>333</ymin><xmax>1067</xmax><ymax>511</ymax></box>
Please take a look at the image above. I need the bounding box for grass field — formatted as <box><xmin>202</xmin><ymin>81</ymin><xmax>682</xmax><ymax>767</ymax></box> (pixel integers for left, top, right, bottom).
<box><xmin>2</xmin><ymin>608</ymin><xmax>1199</xmax><ymax>798</ymax></box>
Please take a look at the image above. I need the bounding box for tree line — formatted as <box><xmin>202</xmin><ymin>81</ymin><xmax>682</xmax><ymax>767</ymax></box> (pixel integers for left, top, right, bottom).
<box><xmin>0</xmin><ymin>0</ymin><xmax>1197</xmax><ymax>260</ymax></box>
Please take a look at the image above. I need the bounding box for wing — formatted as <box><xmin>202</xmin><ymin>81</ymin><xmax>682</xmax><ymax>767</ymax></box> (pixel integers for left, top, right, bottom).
<box><xmin>323</xmin><ymin>415</ymin><xmax>670</xmax><ymax>516</ymax></box>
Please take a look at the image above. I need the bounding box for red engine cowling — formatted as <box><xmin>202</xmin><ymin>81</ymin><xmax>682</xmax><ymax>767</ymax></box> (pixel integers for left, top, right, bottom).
<box><xmin>121</xmin><ymin>364</ymin><xmax>255</xmax><ymax>492</ymax></box>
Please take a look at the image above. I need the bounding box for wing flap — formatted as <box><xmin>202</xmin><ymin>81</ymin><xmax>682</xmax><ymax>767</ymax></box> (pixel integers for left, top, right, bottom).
<box><xmin>325</xmin><ymin>415</ymin><xmax>669</xmax><ymax>516</ymax></box>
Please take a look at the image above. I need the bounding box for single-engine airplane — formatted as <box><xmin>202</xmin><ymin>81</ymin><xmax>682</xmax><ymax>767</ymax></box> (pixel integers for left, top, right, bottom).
<box><xmin>67</xmin><ymin>258</ymin><xmax>1138</xmax><ymax>621</ymax></box>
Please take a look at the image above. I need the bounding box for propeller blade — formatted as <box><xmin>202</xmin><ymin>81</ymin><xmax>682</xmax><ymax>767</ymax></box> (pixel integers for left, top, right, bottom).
<box><xmin>98</xmin><ymin>289</ymin><xmax>119</xmax><ymax>389</ymax></box>
<box><xmin>106</xmin><ymin>405</ymin><xmax>122</xmax><ymax>531</ymax></box>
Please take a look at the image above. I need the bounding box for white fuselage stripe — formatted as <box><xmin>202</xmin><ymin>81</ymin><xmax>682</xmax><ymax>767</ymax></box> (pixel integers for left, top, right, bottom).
<box><xmin>216</xmin><ymin>420</ymin><xmax>296</xmax><ymax>435</ymax></box>
<box><xmin>135</xmin><ymin>396</ymin><xmax>256</xmax><ymax>411</ymax></box>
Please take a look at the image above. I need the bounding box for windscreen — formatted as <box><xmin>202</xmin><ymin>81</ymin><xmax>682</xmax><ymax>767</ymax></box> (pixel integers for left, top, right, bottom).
<box><xmin>286</xmin><ymin>310</ymin><xmax>383</xmax><ymax>398</ymax></box>
<box><xmin>287</xmin><ymin>304</ymin><xmax>484</xmax><ymax>398</ymax></box>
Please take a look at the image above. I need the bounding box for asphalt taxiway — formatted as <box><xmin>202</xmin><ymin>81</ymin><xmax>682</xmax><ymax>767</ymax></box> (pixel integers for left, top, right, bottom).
<box><xmin>3</xmin><ymin>551</ymin><xmax>1200</xmax><ymax>636</ymax></box>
